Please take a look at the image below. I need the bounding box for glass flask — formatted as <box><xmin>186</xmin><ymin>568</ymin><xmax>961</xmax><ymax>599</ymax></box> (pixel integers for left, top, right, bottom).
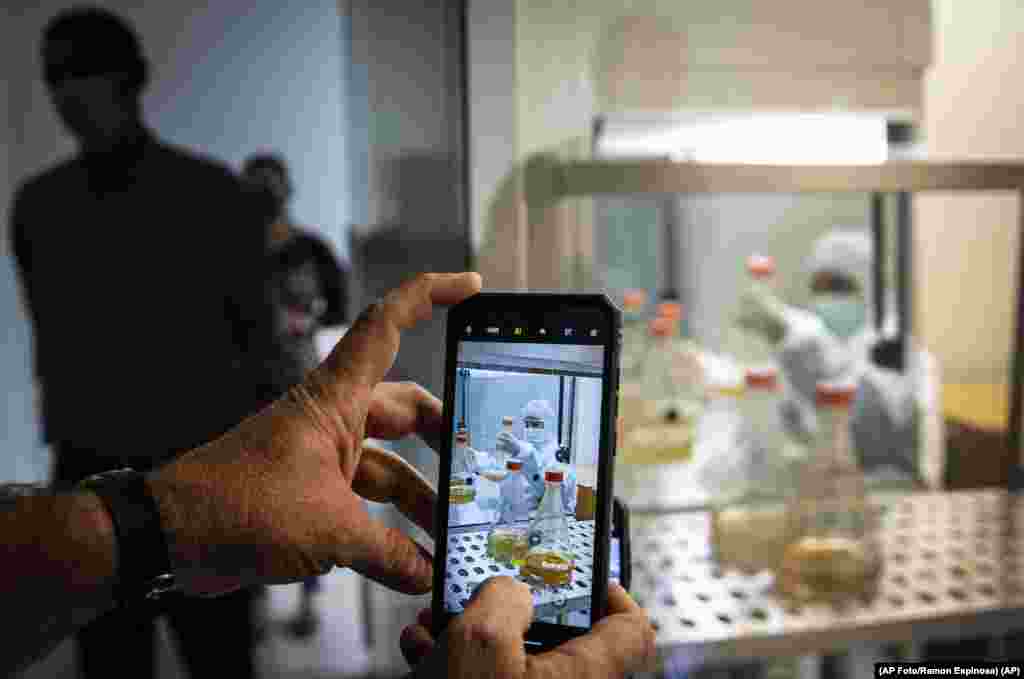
<box><xmin>621</xmin><ymin>316</ymin><xmax>704</xmax><ymax>465</ymax></box>
<box><xmin>481</xmin><ymin>416</ymin><xmax>514</xmax><ymax>485</ymax></box>
<box><xmin>778</xmin><ymin>381</ymin><xmax>882</xmax><ymax>603</ymax></box>
<box><xmin>491</xmin><ymin>415</ymin><xmax>517</xmax><ymax>468</ymax></box>
<box><xmin>620</xmin><ymin>288</ymin><xmax>649</xmax><ymax>380</ymax></box>
<box><xmin>487</xmin><ymin>459</ymin><xmax>531</xmax><ymax>563</ymax></box>
<box><xmin>449</xmin><ymin>430</ymin><xmax>477</xmax><ymax>504</ymax></box>
<box><xmin>522</xmin><ymin>469</ymin><xmax>574</xmax><ymax>586</ymax></box>
<box><xmin>710</xmin><ymin>367</ymin><xmax>801</xmax><ymax>574</ymax></box>
<box><xmin>725</xmin><ymin>254</ymin><xmax>779</xmax><ymax>371</ymax></box>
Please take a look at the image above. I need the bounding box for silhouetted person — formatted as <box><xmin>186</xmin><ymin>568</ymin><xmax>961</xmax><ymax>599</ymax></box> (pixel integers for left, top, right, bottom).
<box><xmin>243</xmin><ymin>154</ymin><xmax>348</xmax><ymax>402</ymax></box>
<box><xmin>242</xmin><ymin>152</ymin><xmax>348</xmax><ymax>639</ymax></box>
<box><xmin>9</xmin><ymin>7</ymin><xmax>271</xmax><ymax>678</ymax></box>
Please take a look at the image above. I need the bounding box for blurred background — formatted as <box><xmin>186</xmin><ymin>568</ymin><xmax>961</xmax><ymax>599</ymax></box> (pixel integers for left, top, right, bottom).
<box><xmin>3</xmin><ymin>1</ymin><xmax>1024</xmax><ymax>678</ymax></box>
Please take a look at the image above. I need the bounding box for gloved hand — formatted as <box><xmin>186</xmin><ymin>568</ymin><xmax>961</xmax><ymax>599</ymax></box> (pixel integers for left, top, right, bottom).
<box><xmin>779</xmin><ymin>397</ymin><xmax>816</xmax><ymax>446</ymax></box>
<box><xmin>401</xmin><ymin>577</ymin><xmax>655</xmax><ymax>679</ymax></box>
<box><xmin>735</xmin><ymin>287</ymin><xmax>788</xmax><ymax>345</ymax></box>
<box><xmin>146</xmin><ymin>272</ymin><xmax>482</xmax><ymax>596</ymax></box>
<box><xmin>495</xmin><ymin>431</ymin><xmax>532</xmax><ymax>459</ymax></box>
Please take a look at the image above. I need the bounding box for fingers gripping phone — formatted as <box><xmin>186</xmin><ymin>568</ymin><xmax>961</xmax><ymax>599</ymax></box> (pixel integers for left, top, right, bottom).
<box><xmin>431</xmin><ymin>293</ymin><xmax>621</xmax><ymax>651</ymax></box>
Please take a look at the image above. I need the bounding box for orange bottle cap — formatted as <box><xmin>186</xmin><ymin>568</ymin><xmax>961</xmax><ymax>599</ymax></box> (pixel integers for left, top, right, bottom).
<box><xmin>816</xmin><ymin>381</ymin><xmax>856</xmax><ymax>407</ymax></box>
<box><xmin>506</xmin><ymin>459</ymin><xmax>523</xmax><ymax>471</ymax></box>
<box><xmin>502</xmin><ymin>415</ymin><xmax>515</xmax><ymax>426</ymax></box>
<box><xmin>745</xmin><ymin>367</ymin><xmax>779</xmax><ymax>390</ymax></box>
<box><xmin>656</xmin><ymin>302</ymin><xmax>683</xmax><ymax>320</ymax></box>
<box><xmin>747</xmin><ymin>254</ymin><xmax>776</xmax><ymax>277</ymax></box>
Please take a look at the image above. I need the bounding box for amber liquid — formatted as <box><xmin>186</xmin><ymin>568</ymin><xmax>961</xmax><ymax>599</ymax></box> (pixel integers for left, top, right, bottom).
<box><xmin>710</xmin><ymin>504</ymin><xmax>788</xmax><ymax>574</ymax></box>
<box><xmin>487</xmin><ymin>527</ymin><xmax>529</xmax><ymax>564</ymax></box>
<box><xmin>621</xmin><ymin>421</ymin><xmax>694</xmax><ymax>464</ymax></box>
<box><xmin>449</xmin><ymin>484</ymin><xmax>476</xmax><ymax>505</ymax></box>
<box><xmin>778</xmin><ymin>536</ymin><xmax>880</xmax><ymax>602</ymax></box>
<box><xmin>520</xmin><ymin>550</ymin><xmax>574</xmax><ymax>586</ymax></box>
<box><xmin>575</xmin><ymin>485</ymin><xmax>596</xmax><ymax>521</ymax></box>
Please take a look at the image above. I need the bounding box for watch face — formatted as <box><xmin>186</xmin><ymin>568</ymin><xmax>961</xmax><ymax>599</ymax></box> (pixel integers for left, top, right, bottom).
<box><xmin>145</xmin><ymin>573</ymin><xmax>179</xmax><ymax>600</ymax></box>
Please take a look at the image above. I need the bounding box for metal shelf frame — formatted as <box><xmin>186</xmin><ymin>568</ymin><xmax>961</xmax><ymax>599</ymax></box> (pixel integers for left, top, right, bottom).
<box><xmin>523</xmin><ymin>155</ymin><xmax>1024</xmax><ymax>476</ymax></box>
<box><xmin>630</xmin><ymin>491</ymin><xmax>1024</xmax><ymax>662</ymax></box>
<box><xmin>522</xmin><ymin>156</ymin><xmax>1024</xmax><ymax>659</ymax></box>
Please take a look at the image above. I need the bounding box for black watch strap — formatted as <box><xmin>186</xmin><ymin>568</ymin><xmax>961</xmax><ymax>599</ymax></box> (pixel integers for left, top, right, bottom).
<box><xmin>78</xmin><ymin>469</ymin><xmax>177</xmax><ymax>605</ymax></box>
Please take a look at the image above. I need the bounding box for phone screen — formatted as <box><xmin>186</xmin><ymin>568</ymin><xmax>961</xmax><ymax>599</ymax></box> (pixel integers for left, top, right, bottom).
<box><xmin>437</xmin><ymin>297</ymin><xmax>617</xmax><ymax>638</ymax></box>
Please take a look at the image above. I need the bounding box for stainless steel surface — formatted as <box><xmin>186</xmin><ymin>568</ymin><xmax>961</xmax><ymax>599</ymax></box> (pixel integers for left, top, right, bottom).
<box><xmin>526</xmin><ymin>157</ymin><xmax>1024</xmax><ymax>204</ymax></box>
<box><xmin>631</xmin><ymin>490</ymin><xmax>1023</xmax><ymax>661</ymax></box>
<box><xmin>445</xmin><ymin>519</ymin><xmax>596</xmax><ymax>620</ymax></box>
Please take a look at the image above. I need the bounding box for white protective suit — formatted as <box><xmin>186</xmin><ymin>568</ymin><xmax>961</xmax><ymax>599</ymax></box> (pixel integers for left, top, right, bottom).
<box><xmin>740</xmin><ymin>228</ymin><xmax>943</xmax><ymax>488</ymax></box>
<box><xmin>496</xmin><ymin>399</ymin><xmax>577</xmax><ymax>513</ymax></box>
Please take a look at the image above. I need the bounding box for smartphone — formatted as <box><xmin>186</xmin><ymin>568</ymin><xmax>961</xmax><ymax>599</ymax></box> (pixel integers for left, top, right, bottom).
<box><xmin>610</xmin><ymin>498</ymin><xmax>631</xmax><ymax>591</ymax></box>
<box><xmin>431</xmin><ymin>292</ymin><xmax>621</xmax><ymax>651</ymax></box>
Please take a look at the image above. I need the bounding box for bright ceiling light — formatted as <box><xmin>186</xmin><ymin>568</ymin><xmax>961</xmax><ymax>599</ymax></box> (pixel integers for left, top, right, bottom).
<box><xmin>600</xmin><ymin>112</ymin><xmax>890</xmax><ymax>165</ymax></box>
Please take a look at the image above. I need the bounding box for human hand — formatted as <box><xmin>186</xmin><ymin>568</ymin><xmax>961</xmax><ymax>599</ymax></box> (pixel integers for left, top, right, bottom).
<box><xmin>495</xmin><ymin>430</ymin><xmax>530</xmax><ymax>459</ymax></box>
<box><xmin>400</xmin><ymin>578</ymin><xmax>656</xmax><ymax>679</ymax></box>
<box><xmin>146</xmin><ymin>272</ymin><xmax>482</xmax><ymax>596</ymax></box>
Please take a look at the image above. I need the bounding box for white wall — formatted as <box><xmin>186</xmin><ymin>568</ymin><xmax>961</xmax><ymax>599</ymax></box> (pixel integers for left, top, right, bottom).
<box><xmin>1</xmin><ymin>6</ymin><xmax>48</xmax><ymax>483</ymax></box>
<box><xmin>9</xmin><ymin>1</ymin><xmax>350</xmax><ymax>257</ymax></box>
<box><xmin>2</xmin><ymin>2</ymin><xmax>350</xmax><ymax>482</ymax></box>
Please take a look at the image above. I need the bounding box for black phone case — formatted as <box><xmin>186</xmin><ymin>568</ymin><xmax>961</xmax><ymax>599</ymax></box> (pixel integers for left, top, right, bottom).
<box><xmin>430</xmin><ymin>292</ymin><xmax>622</xmax><ymax>652</ymax></box>
<box><xmin>613</xmin><ymin>497</ymin><xmax>632</xmax><ymax>591</ymax></box>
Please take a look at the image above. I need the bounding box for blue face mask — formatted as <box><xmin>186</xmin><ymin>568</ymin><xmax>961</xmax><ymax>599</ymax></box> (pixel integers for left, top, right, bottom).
<box><xmin>812</xmin><ymin>294</ymin><xmax>867</xmax><ymax>340</ymax></box>
<box><xmin>525</xmin><ymin>429</ymin><xmax>546</xmax><ymax>445</ymax></box>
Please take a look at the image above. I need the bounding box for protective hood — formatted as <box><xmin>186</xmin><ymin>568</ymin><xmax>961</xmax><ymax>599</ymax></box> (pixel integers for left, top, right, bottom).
<box><xmin>807</xmin><ymin>228</ymin><xmax>873</xmax><ymax>304</ymax></box>
<box><xmin>806</xmin><ymin>227</ymin><xmax>884</xmax><ymax>343</ymax></box>
<box><xmin>522</xmin><ymin>399</ymin><xmax>556</xmax><ymax>420</ymax></box>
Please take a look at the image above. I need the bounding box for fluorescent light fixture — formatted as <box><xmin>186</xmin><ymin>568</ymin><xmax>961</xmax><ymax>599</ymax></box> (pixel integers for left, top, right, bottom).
<box><xmin>599</xmin><ymin>112</ymin><xmax>890</xmax><ymax>165</ymax></box>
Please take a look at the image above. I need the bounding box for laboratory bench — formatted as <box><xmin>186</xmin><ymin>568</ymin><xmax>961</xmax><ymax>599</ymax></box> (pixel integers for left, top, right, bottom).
<box><xmin>627</xmin><ymin>489</ymin><xmax>1024</xmax><ymax>665</ymax></box>
<box><xmin>445</xmin><ymin>518</ymin><xmax>597</xmax><ymax>623</ymax></box>
<box><xmin>521</xmin><ymin>155</ymin><xmax>1024</xmax><ymax>667</ymax></box>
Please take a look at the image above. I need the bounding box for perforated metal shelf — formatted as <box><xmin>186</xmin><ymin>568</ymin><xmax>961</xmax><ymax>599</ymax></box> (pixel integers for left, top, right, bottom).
<box><xmin>631</xmin><ymin>490</ymin><xmax>1024</xmax><ymax>661</ymax></box>
<box><xmin>444</xmin><ymin>519</ymin><xmax>596</xmax><ymax>621</ymax></box>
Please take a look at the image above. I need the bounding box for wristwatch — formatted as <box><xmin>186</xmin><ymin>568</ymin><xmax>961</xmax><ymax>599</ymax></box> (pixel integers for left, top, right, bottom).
<box><xmin>77</xmin><ymin>468</ymin><xmax>179</xmax><ymax>605</ymax></box>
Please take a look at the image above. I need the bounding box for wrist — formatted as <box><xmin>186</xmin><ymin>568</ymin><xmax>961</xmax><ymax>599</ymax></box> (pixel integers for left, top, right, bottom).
<box><xmin>144</xmin><ymin>471</ymin><xmax>197</xmax><ymax>575</ymax></box>
<box><xmin>78</xmin><ymin>469</ymin><xmax>178</xmax><ymax>604</ymax></box>
<box><xmin>66</xmin><ymin>492</ymin><xmax>119</xmax><ymax>590</ymax></box>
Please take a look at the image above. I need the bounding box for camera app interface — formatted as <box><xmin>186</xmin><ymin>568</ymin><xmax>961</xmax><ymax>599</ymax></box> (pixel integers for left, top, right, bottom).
<box><xmin>444</xmin><ymin>322</ymin><xmax>606</xmax><ymax>628</ymax></box>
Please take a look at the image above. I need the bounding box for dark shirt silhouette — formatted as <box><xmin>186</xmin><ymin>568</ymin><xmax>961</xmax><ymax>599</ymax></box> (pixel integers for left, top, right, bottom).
<box><xmin>10</xmin><ymin>130</ymin><xmax>272</xmax><ymax>470</ymax></box>
<box><xmin>259</xmin><ymin>230</ymin><xmax>347</xmax><ymax>399</ymax></box>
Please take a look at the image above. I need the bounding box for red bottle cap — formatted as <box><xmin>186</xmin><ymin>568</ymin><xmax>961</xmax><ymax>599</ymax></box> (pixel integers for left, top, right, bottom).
<box><xmin>455</xmin><ymin>431</ymin><xmax>469</xmax><ymax>444</ymax></box>
<box><xmin>747</xmin><ymin>254</ymin><xmax>776</xmax><ymax>277</ymax></box>
<box><xmin>506</xmin><ymin>459</ymin><xmax>523</xmax><ymax>471</ymax></box>
<box><xmin>544</xmin><ymin>469</ymin><xmax>565</xmax><ymax>483</ymax></box>
<box><xmin>623</xmin><ymin>289</ymin><xmax>646</xmax><ymax>310</ymax></box>
<box><xmin>745</xmin><ymin>367</ymin><xmax>779</xmax><ymax>390</ymax></box>
<box><xmin>816</xmin><ymin>381</ymin><xmax>856</xmax><ymax>407</ymax></box>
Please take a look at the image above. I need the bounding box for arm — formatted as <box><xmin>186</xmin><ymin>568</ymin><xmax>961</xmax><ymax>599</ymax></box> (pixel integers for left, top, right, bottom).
<box><xmin>0</xmin><ymin>273</ymin><xmax>481</xmax><ymax>675</ymax></box>
<box><xmin>10</xmin><ymin>190</ymin><xmax>38</xmax><ymax>326</ymax></box>
<box><xmin>0</xmin><ymin>486</ymin><xmax>117</xmax><ymax>676</ymax></box>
